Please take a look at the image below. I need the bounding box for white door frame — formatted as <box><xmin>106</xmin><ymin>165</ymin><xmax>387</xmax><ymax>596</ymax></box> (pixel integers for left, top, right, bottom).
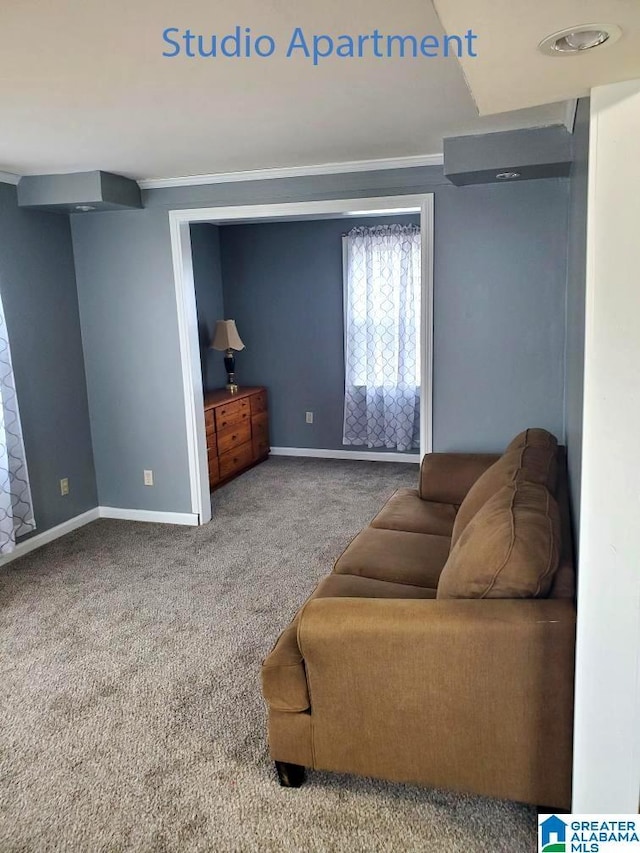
<box><xmin>169</xmin><ymin>193</ymin><xmax>434</xmax><ymax>524</ymax></box>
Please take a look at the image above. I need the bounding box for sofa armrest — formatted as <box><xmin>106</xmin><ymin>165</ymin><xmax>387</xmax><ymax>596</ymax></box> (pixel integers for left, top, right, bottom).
<box><xmin>262</xmin><ymin>621</ymin><xmax>310</xmax><ymax>713</ymax></box>
<box><xmin>418</xmin><ymin>452</ymin><xmax>500</xmax><ymax>503</ymax></box>
<box><xmin>298</xmin><ymin>597</ymin><xmax>575</xmax><ymax>806</ymax></box>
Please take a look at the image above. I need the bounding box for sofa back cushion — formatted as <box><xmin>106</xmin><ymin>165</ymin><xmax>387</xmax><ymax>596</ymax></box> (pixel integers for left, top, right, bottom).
<box><xmin>437</xmin><ymin>481</ymin><xmax>561</xmax><ymax>599</ymax></box>
<box><xmin>506</xmin><ymin>427</ymin><xmax>558</xmax><ymax>452</ymax></box>
<box><xmin>451</xmin><ymin>443</ymin><xmax>558</xmax><ymax>546</ymax></box>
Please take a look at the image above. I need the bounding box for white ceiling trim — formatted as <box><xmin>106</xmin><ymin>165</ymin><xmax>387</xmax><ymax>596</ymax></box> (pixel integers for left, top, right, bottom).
<box><xmin>564</xmin><ymin>99</ymin><xmax>578</xmax><ymax>134</ymax></box>
<box><xmin>0</xmin><ymin>171</ymin><xmax>20</xmax><ymax>185</ymax></box>
<box><xmin>139</xmin><ymin>153</ymin><xmax>444</xmax><ymax>190</ymax></box>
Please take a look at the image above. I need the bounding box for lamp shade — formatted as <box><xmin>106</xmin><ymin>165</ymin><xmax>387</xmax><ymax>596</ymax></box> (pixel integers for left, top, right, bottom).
<box><xmin>211</xmin><ymin>319</ymin><xmax>245</xmax><ymax>352</ymax></box>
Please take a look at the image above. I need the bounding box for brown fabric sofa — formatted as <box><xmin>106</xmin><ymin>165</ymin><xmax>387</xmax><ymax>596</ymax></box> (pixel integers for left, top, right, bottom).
<box><xmin>261</xmin><ymin>429</ymin><xmax>576</xmax><ymax>808</ymax></box>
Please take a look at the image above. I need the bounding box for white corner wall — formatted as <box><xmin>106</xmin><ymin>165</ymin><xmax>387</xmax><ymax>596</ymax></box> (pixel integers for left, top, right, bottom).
<box><xmin>572</xmin><ymin>80</ymin><xmax>640</xmax><ymax>812</ymax></box>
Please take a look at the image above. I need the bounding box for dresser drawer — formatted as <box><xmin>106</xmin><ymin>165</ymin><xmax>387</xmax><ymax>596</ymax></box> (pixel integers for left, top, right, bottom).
<box><xmin>205</xmin><ymin>418</ymin><xmax>217</xmax><ymax>441</ymax></box>
<box><xmin>204</xmin><ymin>389</ymin><xmax>269</xmax><ymax>490</ymax></box>
<box><xmin>206</xmin><ymin>432</ymin><xmax>218</xmax><ymax>459</ymax></box>
<box><xmin>253</xmin><ymin>437</ymin><xmax>270</xmax><ymax>460</ymax></box>
<box><xmin>217</xmin><ymin>420</ymin><xmax>251</xmax><ymax>455</ymax></box>
<box><xmin>208</xmin><ymin>457</ymin><xmax>220</xmax><ymax>484</ymax></box>
<box><xmin>252</xmin><ymin>411</ymin><xmax>269</xmax><ymax>443</ymax></box>
<box><xmin>219</xmin><ymin>441</ymin><xmax>253</xmax><ymax>480</ymax></box>
<box><xmin>215</xmin><ymin>398</ymin><xmax>250</xmax><ymax>431</ymax></box>
<box><xmin>250</xmin><ymin>390</ymin><xmax>268</xmax><ymax>415</ymax></box>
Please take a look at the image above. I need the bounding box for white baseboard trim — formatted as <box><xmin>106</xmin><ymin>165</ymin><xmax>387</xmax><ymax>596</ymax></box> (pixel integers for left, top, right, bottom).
<box><xmin>0</xmin><ymin>507</ymin><xmax>100</xmax><ymax>568</ymax></box>
<box><xmin>270</xmin><ymin>447</ymin><xmax>420</xmax><ymax>463</ymax></box>
<box><xmin>98</xmin><ymin>507</ymin><xmax>199</xmax><ymax>525</ymax></box>
<box><xmin>0</xmin><ymin>504</ymin><xmax>200</xmax><ymax>570</ymax></box>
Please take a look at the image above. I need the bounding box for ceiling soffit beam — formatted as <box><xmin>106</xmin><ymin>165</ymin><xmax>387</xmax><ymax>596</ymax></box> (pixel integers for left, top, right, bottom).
<box><xmin>443</xmin><ymin>125</ymin><xmax>572</xmax><ymax>186</ymax></box>
<box><xmin>17</xmin><ymin>171</ymin><xmax>142</xmax><ymax>213</ymax></box>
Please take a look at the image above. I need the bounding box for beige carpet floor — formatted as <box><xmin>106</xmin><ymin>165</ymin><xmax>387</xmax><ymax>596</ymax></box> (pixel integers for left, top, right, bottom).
<box><xmin>0</xmin><ymin>457</ymin><xmax>536</xmax><ymax>852</ymax></box>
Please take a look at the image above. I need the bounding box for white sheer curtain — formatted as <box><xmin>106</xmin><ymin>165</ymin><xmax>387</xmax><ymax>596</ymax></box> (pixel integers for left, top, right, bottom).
<box><xmin>342</xmin><ymin>224</ymin><xmax>421</xmax><ymax>451</ymax></box>
<box><xmin>0</xmin><ymin>292</ymin><xmax>35</xmax><ymax>553</ymax></box>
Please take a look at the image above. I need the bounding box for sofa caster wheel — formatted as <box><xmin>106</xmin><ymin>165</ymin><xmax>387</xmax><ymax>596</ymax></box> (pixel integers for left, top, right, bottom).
<box><xmin>275</xmin><ymin>761</ymin><xmax>306</xmax><ymax>788</ymax></box>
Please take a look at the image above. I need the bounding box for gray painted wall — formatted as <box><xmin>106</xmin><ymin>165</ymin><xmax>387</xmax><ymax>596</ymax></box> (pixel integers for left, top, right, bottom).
<box><xmin>70</xmin><ymin>169</ymin><xmax>447</xmax><ymax>513</ymax></box>
<box><xmin>70</xmin><ymin>166</ymin><xmax>569</xmax><ymax>513</ymax></box>
<box><xmin>434</xmin><ymin>178</ymin><xmax>568</xmax><ymax>451</ymax></box>
<box><xmin>0</xmin><ymin>182</ymin><xmax>97</xmax><ymax>534</ymax></box>
<box><xmin>71</xmin><ymin>208</ymin><xmax>191</xmax><ymax>512</ymax></box>
<box><xmin>219</xmin><ymin>215</ymin><xmax>419</xmax><ymax>451</ymax></box>
<box><xmin>191</xmin><ymin>224</ymin><xmax>227</xmax><ymax>392</ymax></box>
<box><xmin>564</xmin><ymin>98</ymin><xmax>590</xmax><ymax>533</ymax></box>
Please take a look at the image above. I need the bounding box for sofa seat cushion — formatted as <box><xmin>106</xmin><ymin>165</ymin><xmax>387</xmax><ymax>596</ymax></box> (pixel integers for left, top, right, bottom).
<box><xmin>371</xmin><ymin>488</ymin><xmax>457</xmax><ymax>537</ymax></box>
<box><xmin>451</xmin><ymin>443</ymin><xmax>558</xmax><ymax>546</ymax></box>
<box><xmin>334</xmin><ymin>527</ymin><xmax>451</xmax><ymax>588</ymax></box>
<box><xmin>437</xmin><ymin>481</ymin><xmax>561</xmax><ymax>600</ymax></box>
<box><xmin>314</xmin><ymin>573</ymin><xmax>438</xmax><ymax>599</ymax></box>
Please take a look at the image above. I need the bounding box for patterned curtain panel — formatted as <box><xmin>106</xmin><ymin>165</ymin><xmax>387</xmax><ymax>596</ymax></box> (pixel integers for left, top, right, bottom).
<box><xmin>0</xmin><ymin>293</ymin><xmax>35</xmax><ymax>553</ymax></box>
<box><xmin>342</xmin><ymin>224</ymin><xmax>421</xmax><ymax>452</ymax></box>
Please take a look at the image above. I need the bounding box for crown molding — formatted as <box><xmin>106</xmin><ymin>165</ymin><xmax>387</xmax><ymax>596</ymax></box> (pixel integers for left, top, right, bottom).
<box><xmin>138</xmin><ymin>153</ymin><xmax>444</xmax><ymax>190</ymax></box>
<box><xmin>0</xmin><ymin>171</ymin><xmax>20</xmax><ymax>185</ymax></box>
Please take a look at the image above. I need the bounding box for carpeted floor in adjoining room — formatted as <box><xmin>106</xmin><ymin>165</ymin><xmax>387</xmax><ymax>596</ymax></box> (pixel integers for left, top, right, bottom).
<box><xmin>0</xmin><ymin>457</ymin><xmax>536</xmax><ymax>852</ymax></box>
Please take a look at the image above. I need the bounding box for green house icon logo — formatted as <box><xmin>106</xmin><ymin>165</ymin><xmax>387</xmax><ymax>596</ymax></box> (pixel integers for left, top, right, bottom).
<box><xmin>540</xmin><ymin>815</ymin><xmax>567</xmax><ymax>852</ymax></box>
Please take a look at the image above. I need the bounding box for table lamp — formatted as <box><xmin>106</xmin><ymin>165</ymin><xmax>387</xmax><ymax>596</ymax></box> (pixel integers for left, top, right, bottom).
<box><xmin>211</xmin><ymin>320</ymin><xmax>245</xmax><ymax>393</ymax></box>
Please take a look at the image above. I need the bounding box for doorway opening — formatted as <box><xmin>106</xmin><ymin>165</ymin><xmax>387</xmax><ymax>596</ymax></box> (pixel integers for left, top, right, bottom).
<box><xmin>169</xmin><ymin>195</ymin><xmax>434</xmax><ymax>524</ymax></box>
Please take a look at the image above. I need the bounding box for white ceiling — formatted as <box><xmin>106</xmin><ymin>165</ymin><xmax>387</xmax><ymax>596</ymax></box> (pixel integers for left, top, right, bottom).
<box><xmin>0</xmin><ymin>0</ymin><xmax>568</xmax><ymax>181</ymax></box>
<box><xmin>433</xmin><ymin>0</ymin><xmax>640</xmax><ymax>114</ymax></box>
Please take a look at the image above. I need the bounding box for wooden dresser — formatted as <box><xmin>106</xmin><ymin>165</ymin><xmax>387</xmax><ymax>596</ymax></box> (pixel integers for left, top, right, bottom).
<box><xmin>204</xmin><ymin>387</ymin><xmax>270</xmax><ymax>490</ymax></box>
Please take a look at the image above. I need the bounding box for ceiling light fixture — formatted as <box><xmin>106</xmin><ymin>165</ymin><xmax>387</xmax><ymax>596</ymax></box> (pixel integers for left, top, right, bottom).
<box><xmin>538</xmin><ymin>23</ymin><xmax>621</xmax><ymax>56</ymax></box>
<box><xmin>75</xmin><ymin>205</ymin><xmax>95</xmax><ymax>212</ymax></box>
<box><xmin>496</xmin><ymin>172</ymin><xmax>520</xmax><ymax>180</ymax></box>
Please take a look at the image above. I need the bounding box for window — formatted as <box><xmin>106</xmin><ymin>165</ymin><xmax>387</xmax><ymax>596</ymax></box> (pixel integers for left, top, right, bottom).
<box><xmin>342</xmin><ymin>224</ymin><xmax>421</xmax><ymax>451</ymax></box>
<box><xmin>0</xmin><ymin>292</ymin><xmax>35</xmax><ymax>552</ymax></box>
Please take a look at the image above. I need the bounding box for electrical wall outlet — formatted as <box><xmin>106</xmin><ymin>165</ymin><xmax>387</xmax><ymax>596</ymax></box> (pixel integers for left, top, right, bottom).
<box><xmin>59</xmin><ymin>477</ymin><xmax>69</xmax><ymax>496</ymax></box>
<box><xmin>143</xmin><ymin>469</ymin><xmax>154</xmax><ymax>486</ymax></box>
<box><xmin>305</xmin><ymin>411</ymin><xmax>314</xmax><ymax>424</ymax></box>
